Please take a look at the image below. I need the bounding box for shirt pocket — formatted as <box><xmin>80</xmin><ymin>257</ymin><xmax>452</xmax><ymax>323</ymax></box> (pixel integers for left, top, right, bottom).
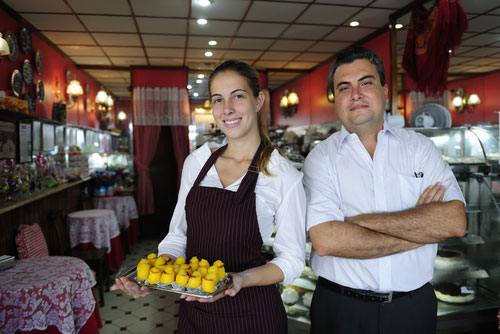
<box><xmin>398</xmin><ymin>174</ymin><xmax>423</xmax><ymax>209</ymax></box>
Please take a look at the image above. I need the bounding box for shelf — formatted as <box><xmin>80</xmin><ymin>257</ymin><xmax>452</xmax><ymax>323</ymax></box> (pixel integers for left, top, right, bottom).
<box><xmin>432</xmin><ymin>267</ymin><xmax>489</xmax><ymax>284</ymax></box>
<box><xmin>441</xmin><ymin>235</ymin><xmax>485</xmax><ymax>247</ymax></box>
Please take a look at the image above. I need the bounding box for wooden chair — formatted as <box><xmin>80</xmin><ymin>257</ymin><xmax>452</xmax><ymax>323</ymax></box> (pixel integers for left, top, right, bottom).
<box><xmin>48</xmin><ymin>211</ymin><xmax>109</xmax><ymax>307</ymax></box>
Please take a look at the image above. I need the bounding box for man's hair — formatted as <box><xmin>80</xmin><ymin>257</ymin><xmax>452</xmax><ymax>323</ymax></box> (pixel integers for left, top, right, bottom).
<box><xmin>327</xmin><ymin>47</ymin><xmax>386</xmax><ymax>95</ymax></box>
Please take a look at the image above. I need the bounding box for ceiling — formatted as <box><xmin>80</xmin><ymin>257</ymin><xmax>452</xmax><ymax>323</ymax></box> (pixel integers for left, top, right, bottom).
<box><xmin>2</xmin><ymin>0</ymin><xmax>500</xmax><ymax>101</ymax></box>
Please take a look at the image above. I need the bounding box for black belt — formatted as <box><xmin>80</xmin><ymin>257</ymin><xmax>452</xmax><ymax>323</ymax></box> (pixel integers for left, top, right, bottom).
<box><xmin>318</xmin><ymin>277</ymin><xmax>414</xmax><ymax>303</ymax></box>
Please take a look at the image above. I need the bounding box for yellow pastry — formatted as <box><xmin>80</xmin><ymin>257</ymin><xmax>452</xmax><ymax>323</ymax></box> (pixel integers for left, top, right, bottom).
<box><xmin>175</xmin><ymin>269</ymin><xmax>189</xmax><ymax>287</ymax></box>
<box><xmin>180</xmin><ymin>263</ymin><xmax>192</xmax><ymax>275</ymax></box>
<box><xmin>187</xmin><ymin>271</ymin><xmax>202</xmax><ymax>289</ymax></box>
<box><xmin>154</xmin><ymin>257</ymin><xmax>166</xmax><ymax>268</ymax></box>
<box><xmin>147</xmin><ymin>253</ymin><xmax>157</xmax><ymax>266</ymax></box>
<box><xmin>202</xmin><ymin>272</ymin><xmax>217</xmax><ymax>293</ymax></box>
<box><xmin>199</xmin><ymin>258</ymin><xmax>210</xmax><ymax>269</ymax></box>
<box><xmin>174</xmin><ymin>256</ymin><xmax>186</xmax><ymax>265</ymax></box>
<box><xmin>208</xmin><ymin>265</ymin><xmax>219</xmax><ymax>280</ymax></box>
<box><xmin>198</xmin><ymin>266</ymin><xmax>208</xmax><ymax>277</ymax></box>
<box><xmin>160</xmin><ymin>268</ymin><xmax>175</xmax><ymax>285</ymax></box>
<box><xmin>136</xmin><ymin>263</ymin><xmax>150</xmax><ymax>281</ymax></box>
<box><xmin>160</xmin><ymin>255</ymin><xmax>172</xmax><ymax>265</ymax></box>
<box><xmin>148</xmin><ymin>267</ymin><xmax>162</xmax><ymax>284</ymax></box>
<box><xmin>189</xmin><ymin>256</ymin><xmax>199</xmax><ymax>271</ymax></box>
<box><xmin>138</xmin><ymin>258</ymin><xmax>149</xmax><ymax>267</ymax></box>
<box><xmin>213</xmin><ymin>260</ymin><xmax>226</xmax><ymax>280</ymax></box>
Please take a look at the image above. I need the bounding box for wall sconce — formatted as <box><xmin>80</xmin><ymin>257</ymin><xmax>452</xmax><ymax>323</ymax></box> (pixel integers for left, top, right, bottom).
<box><xmin>0</xmin><ymin>33</ymin><xmax>10</xmax><ymax>59</ymax></box>
<box><xmin>95</xmin><ymin>88</ymin><xmax>109</xmax><ymax>110</ymax></box>
<box><xmin>66</xmin><ymin>79</ymin><xmax>83</xmax><ymax>108</ymax></box>
<box><xmin>452</xmin><ymin>87</ymin><xmax>480</xmax><ymax>112</ymax></box>
<box><xmin>280</xmin><ymin>90</ymin><xmax>299</xmax><ymax>118</ymax></box>
<box><xmin>326</xmin><ymin>86</ymin><xmax>334</xmax><ymax>103</ymax></box>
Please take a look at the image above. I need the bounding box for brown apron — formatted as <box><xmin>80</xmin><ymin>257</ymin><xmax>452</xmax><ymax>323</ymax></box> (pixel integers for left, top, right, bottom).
<box><xmin>178</xmin><ymin>143</ymin><xmax>287</xmax><ymax>333</ymax></box>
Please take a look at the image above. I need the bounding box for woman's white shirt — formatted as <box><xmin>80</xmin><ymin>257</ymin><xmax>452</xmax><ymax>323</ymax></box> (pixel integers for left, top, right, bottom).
<box><xmin>158</xmin><ymin>142</ymin><xmax>306</xmax><ymax>285</ymax></box>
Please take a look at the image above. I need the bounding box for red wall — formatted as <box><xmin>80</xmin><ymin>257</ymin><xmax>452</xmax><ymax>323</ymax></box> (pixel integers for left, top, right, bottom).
<box><xmin>0</xmin><ymin>7</ymin><xmax>101</xmax><ymax>127</ymax></box>
<box><xmin>271</xmin><ymin>31</ymin><xmax>391</xmax><ymax>126</ymax></box>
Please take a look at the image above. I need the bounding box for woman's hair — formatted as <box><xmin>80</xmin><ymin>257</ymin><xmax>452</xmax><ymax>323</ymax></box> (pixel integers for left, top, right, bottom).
<box><xmin>208</xmin><ymin>59</ymin><xmax>275</xmax><ymax>176</ymax></box>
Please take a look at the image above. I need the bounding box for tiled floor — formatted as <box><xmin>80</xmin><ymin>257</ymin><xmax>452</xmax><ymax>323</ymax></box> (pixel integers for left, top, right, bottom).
<box><xmin>98</xmin><ymin>238</ymin><xmax>179</xmax><ymax>334</ymax></box>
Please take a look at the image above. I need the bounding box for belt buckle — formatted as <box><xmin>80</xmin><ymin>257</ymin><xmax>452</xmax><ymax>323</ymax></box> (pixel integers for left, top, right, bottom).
<box><xmin>383</xmin><ymin>291</ymin><xmax>393</xmax><ymax>303</ymax></box>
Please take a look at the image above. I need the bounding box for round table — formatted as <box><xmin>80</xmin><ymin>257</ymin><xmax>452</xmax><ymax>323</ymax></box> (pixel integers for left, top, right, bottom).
<box><xmin>93</xmin><ymin>196</ymin><xmax>139</xmax><ymax>246</ymax></box>
<box><xmin>0</xmin><ymin>256</ymin><xmax>101</xmax><ymax>334</ymax></box>
<box><xmin>67</xmin><ymin>209</ymin><xmax>124</xmax><ymax>269</ymax></box>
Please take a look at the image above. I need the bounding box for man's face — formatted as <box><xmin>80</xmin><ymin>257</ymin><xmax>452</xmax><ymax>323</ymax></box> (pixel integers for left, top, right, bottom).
<box><xmin>332</xmin><ymin>59</ymin><xmax>388</xmax><ymax>133</ymax></box>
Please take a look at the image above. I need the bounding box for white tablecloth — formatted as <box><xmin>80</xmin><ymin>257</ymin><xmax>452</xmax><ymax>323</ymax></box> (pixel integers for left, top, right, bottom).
<box><xmin>93</xmin><ymin>196</ymin><xmax>138</xmax><ymax>229</ymax></box>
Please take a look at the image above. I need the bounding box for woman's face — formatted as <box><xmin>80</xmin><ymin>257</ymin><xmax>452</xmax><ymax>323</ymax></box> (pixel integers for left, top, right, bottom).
<box><xmin>210</xmin><ymin>71</ymin><xmax>264</xmax><ymax>141</ymax></box>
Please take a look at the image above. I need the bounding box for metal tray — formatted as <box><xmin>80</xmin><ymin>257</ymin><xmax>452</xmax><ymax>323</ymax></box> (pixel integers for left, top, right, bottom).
<box><xmin>116</xmin><ymin>266</ymin><xmax>233</xmax><ymax>299</ymax></box>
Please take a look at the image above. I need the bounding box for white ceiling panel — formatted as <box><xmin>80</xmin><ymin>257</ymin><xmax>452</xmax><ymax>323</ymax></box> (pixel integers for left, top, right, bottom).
<box><xmin>260</xmin><ymin>51</ymin><xmax>301</xmax><ymax>61</ymax></box>
<box><xmin>230</xmin><ymin>38</ymin><xmax>274</xmax><ymax>50</ymax></box>
<box><xmin>270</xmin><ymin>40</ymin><xmax>315</xmax><ymax>52</ymax></box>
<box><xmin>281</xmin><ymin>24</ymin><xmax>332</xmax><ymax>40</ymax></box>
<box><xmin>85</xmin><ymin>70</ymin><xmax>124</xmax><ymax>78</ymax></box>
<box><xmin>103</xmin><ymin>47</ymin><xmax>145</xmax><ymax>57</ymax></box>
<box><xmin>191</xmin><ymin>0</ymin><xmax>249</xmax><ymax>20</ymax></box>
<box><xmin>285</xmin><ymin>61</ymin><xmax>320</xmax><ymax>70</ymax></box>
<box><xmin>79</xmin><ymin>15</ymin><xmax>137</xmax><ymax>32</ymax></box>
<box><xmin>148</xmin><ymin>58</ymin><xmax>185</xmax><ymax>66</ymax></box>
<box><xmin>131</xmin><ymin>0</ymin><xmax>189</xmax><ymax>17</ymax></box>
<box><xmin>189</xmin><ymin>20</ymin><xmax>240</xmax><ymax>36</ymax></box>
<box><xmin>146</xmin><ymin>48</ymin><xmax>185</xmax><ymax>58</ymax></box>
<box><xmin>467</xmin><ymin>15</ymin><xmax>500</xmax><ymax>32</ymax></box>
<box><xmin>186</xmin><ymin>49</ymin><xmax>222</xmax><ymax>58</ymax></box>
<box><xmin>71</xmin><ymin>56</ymin><xmax>112</xmax><ymax>65</ymax></box>
<box><xmin>136</xmin><ymin>18</ymin><xmax>187</xmax><ymax>34</ymax></box>
<box><xmin>295</xmin><ymin>53</ymin><xmax>332</xmax><ymax>62</ymax></box>
<box><xmin>92</xmin><ymin>33</ymin><xmax>142</xmax><ymax>46</ymax></box>
<box><xmin>110</xmin><ymin>57</ymin><xmax>148</xmax><ymax>66</ymax></box>
<box><xmin>459</xmin><ymin>46</ymin><xmax>500</xmax><ymax>57</ymax></box>
<box><xmin>43</xmin><ymin>32</ymin><xmax>95</xmax><ymax>45</ymax></box>
<box><xmin>308</xmin><ymin>41</ymin><xmax>351</xmax><ymax>52</ymax></box>
<box><xmin>21</xmin><ymin>14</ymin><xmax>85</xmax><ymax>31</ymax></box>
<box><xmin>237</xmin><ymin>22</ymin><xmax>288</xmax><ymax>38</ymax></box>
<box><xmin>222</xmin><ymin>50</ymin><xmax>263</xmax><ymax>60</ymax></box>
<box><xmin>460</xmin><ymin>57</ymin><xmax>500</xmax><ymax>66</ymax></box>
<box><xmin>325</xmin><ymin>27</ymin><xmax>376</xmax><ymax>41</ymax></box>
<box><xmin>460</xmin><ymin>2</ymin><xmax>500</xmax><ymax>15</ymax></box>
<box><xmin>461</xmin><ymin>33</ymin><xmax>500</xmax><ymax>46</ymax></box>
<box><xmin>142</xmin><ymin>34</ymin><xmax>186</xmax><ymax>47</ymax></box>
<box><xmin>3</xmin><ymin>0</ymin><xmax>71</xmax><ymax>13</ymax></box>
<box><xmin>67</xmin><ymin>0</ymin><xmax>131</xmax><ymax>15</ymax></box>
<box><xmin>253</xmin><ymin>60</ymin><xmax>288</xmax><ymax>69</ymax></box>
<box><xmin>246</xmin><ymin>2</ymin><xmax>308</xmax><ymax>23</ymax></box>
<box><xmin>59</xmin><ymin>45</ymin><xmax>105</xmax><ymax>56</ymax></box>
<box><xmin>464</xmin><ymin>65</ymin><xmax>500</xmax><ymax>72</ymax></box>
<box><xmin>188</xmin><ymin>36</ymin><xmax>232</xmax><ymax>49</ymax></box>
<box><xmin>297</xmin><ymin>5</ymin><xmax>359</xmax><ymax>25</ymax></box>
<box><xmin>350</xmin><ymin>8</ymin><xmax>394</xmax><ymax>27</ymax></box>
<box><xmin>449</xmin><ymin>56</ymin><xmax>476</xmax><ymax>65</ymax></box>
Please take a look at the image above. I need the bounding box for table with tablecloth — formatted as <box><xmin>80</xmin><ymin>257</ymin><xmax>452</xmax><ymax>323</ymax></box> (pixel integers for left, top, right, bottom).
<box><xmin>93</xmin><ymin>195</ymin><xmax>139</xmax><ymax>246</ymax></box>
<box><xmin>67</xmin><ymin>209</ymin><xmax>124</xmax><ymax>270</ymax></box>
<box><xmin>0</xmin><ymin>256</ymin><xmax>102</xmax><ymax>334</ymax></box>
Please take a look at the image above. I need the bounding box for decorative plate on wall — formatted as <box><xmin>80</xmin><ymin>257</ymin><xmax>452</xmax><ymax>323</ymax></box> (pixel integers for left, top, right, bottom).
<box><xmin>86</xmin><ymin>97</ymin><xmax>91</xmax><ymax>112</ymax></box>
<box><xmin>85</xmin><ymin>83</ymin><xmax>90</xmax><ymax>95</ymax></box>
<box><xmin>36</xmin><ymin>80</ymin><xmax>45</xmax><ymax>102</ymax></box>
<box><xmin>22</xmin><ymin>59</ymin><xmax>34</xmax><ymax>86</ymax></box>
<box><xmin>35</xmin><ymin>49</ymin><xmax>43</xmax><ymax>74</ymax></box>
<box><xmin>19</xmin><ymin>27</ymin><xmax>32</xmax><ymax>55</ymax></box>
<box><xmin>66</xmin><ymin>69</ymin><xmax>72</xmax><ymax>83</ymax></box>
<box><xmin>25</xmin><ymin>91</ymin><xmax>35</xmax><ymax>113</ymax></box>
<box><xmin>11</xmin><ymin>70</ymin><xmax>23</xmax><ymax>97</ymax></box>
<box><xmin>4</xmin><ymin>31</ymin><xmax>18</xmax><ymax>62</ymax></box>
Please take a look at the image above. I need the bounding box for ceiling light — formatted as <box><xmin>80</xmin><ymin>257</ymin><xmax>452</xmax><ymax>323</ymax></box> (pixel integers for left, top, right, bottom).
<box><xmin>395</xmin><ymin>23</ymin><xmax>403</xmax><ymax>29</ymax></box>
<box><xmin>117</xmin><ymin>111</ymin><xmax>127</xmax><ymax>121</ymax></box>
<box><xmin>197</xmin><ymin>74</ymin><xmax>205</xmax><ymax>79</ymax></box>
<box><xmin>198</xmin><ymin>0</ymin><xmax>212</xmax><ymax>6</ymax></box>
<box><xmin>349</xmin><ymin>21</ymin><xmax>360</xmax><ymax>27</ymax></box>
<box><xmin>193</xmin><ymin>92</ymin><xmax>199</xmax><ymax>97</ymax></box>
<box><xmin>187</xmin><ymin>84</ymin><xmax>192</xmax><ymax>90</ymax></box>
<box><xmin>196</xmin><ymin>79</ymin><xmax>203</xmax><ymax>84</ymax></box>
<box><xmin>197</xmin><ymin>18</ymin><xmax>208</xmax><ymax>25</ymax></box>
<box><xmin>204</xmin><ymin>51</ymin><xmax>213</xmax><ymax>57</ymax></box>
<box><xmin>208</xmin><ymin>40</ymin><xmax>217</xmax><ymax>46</ymax></box>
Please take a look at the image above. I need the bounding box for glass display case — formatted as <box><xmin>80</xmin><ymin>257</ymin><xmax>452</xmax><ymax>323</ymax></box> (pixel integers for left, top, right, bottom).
<box><xmin>414</xmin><ymin>124</ymin><xmax>500</xmax><ymax>332</ymax></box>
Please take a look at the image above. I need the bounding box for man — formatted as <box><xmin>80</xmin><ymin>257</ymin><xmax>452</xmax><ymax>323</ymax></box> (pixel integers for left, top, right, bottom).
<box><xmin>303</xmin><ymin>47</ymin><xmax>466</xmax><ymax>334</ymax></box>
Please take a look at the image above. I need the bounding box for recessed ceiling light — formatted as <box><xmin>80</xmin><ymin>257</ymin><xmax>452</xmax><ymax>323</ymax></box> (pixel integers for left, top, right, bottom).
<box><xmin>187</xmin><ymin>84</ymin><xmax>192</xmax><ymax>90</ymax></box>
<box><xmin>197</xmin><ymin>74</ymin><xmax>205</xmax><ymax>79</ymax></box>
<box><xmin>196</xmin><ymin>79</ymin><xmax>203</xmax><ymax>84</ymax></box>
<box><xmin>193</xmin><ymin>92</ymin><xmax>199</xmax><ymax>97</ymax></box>
<box><xmin>208</xmin><ymin>40</ymin><xmax>217</xmax><ymax>46</ymax></box>
<box><xmin>205</xmin><ymin>51</ymin><xmax>213</xmax><ymax>57</ymax></box>
<box><xmin>198</xmin><ymin>0</ymin><xmax>212</xmax><ymax>6</ymax></box>
<box><xmin>395</xmin><ymin>23</ymin><xmax>403</xmax><ymax>29</ymax></box>
<box><xmin>197</xmin><ymin>18</ymin><xmax>207</xmax><ymax>25</ymax></box>
<box><xmin>349</xmin><ymin>21</ymin><xmax>360</xmax><ymax>27</ymax></box>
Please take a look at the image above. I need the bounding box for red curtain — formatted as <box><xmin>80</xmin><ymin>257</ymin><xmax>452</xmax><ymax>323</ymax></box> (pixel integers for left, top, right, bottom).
<box><xmin>170</xmin><ymin>126</ymin><xmax>189</xmax><ymax>191</ymax></box>
<box><xmin>133</xmin><ymin>125</ymin><xmax>161</xmax><ymax>215</ymax></box>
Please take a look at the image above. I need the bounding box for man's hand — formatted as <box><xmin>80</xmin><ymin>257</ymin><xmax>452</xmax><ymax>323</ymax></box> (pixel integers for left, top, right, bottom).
<box><xmin>417</xmin><ymin>182</ymin><xmax>445</xmax><ymax>206</ymax></box>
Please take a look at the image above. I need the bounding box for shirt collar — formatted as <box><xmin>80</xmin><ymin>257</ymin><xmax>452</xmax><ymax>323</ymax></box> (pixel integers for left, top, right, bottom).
<box><xmin>338</xmin><ymin>121</ymin><xmax>402</xmax><ymax>147</ymax></box>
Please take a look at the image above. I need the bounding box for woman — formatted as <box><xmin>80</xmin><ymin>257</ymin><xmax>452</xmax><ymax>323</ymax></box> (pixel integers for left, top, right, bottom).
<box><xmin>113</xmin><ymin>59</ymin><xmax>306</xmax><ymax>333</ymax></box>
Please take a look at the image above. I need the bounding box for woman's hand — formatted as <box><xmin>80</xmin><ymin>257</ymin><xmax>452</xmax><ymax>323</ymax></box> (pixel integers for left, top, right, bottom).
<box><xmin>180</xmin><ymin>273</ymin><xmax>243</xmax><ymax>303</ymax></box>
<box><xmin>111</xmin><ymin>276</ymin><xmax>151</xmax><ymax>299</ymax></box>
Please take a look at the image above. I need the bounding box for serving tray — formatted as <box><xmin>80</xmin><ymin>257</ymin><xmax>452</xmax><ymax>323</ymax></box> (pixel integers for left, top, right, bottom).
<box><xmin>116</xmin><ymin>265</ymin><xmax>233</xmax><ymax>299</ymax></box>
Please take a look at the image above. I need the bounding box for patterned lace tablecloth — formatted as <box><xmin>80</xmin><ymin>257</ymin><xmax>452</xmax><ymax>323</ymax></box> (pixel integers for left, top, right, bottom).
<box><xmin>93</xmin><ymin>196</ymin><xmax>138</xmax><ymax>230</ymax></box>
<box><xmin>68</xmin><ymin>209</ymin><xmax>120</xmax><ymax>254</ymax></box>
<box><xmin>0</xmin><ymin>256</ymin><xmax>96</xmax><ymax>334</ymax></box>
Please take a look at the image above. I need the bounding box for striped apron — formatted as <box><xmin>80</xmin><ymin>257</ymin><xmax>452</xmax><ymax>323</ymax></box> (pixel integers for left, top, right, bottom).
<box><xmin>178</xmin><ymin>143</ymin><xmax>287</xmax><ymax>333</ymax></box>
